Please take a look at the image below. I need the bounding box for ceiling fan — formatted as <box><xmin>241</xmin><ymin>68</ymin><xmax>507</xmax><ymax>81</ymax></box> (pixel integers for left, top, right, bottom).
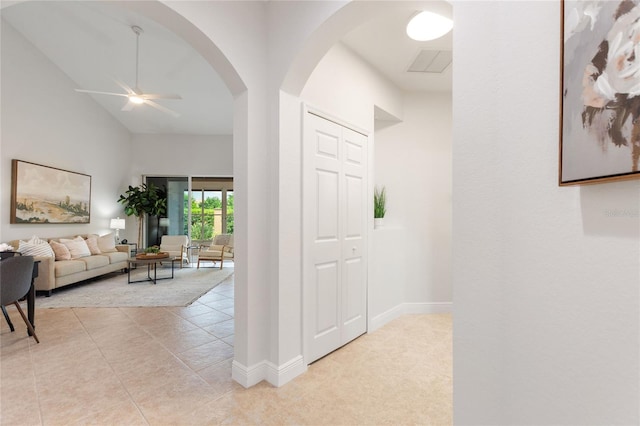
<box><xmin>75</xmin><ymin>25</ymin><xmax>181</xmax><ymax>117</ymax></box>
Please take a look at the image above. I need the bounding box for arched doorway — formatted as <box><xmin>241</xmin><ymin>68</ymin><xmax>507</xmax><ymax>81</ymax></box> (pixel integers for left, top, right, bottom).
<box><xmin>275</xmin><ymin>0</ymin><xmax>453</xmax><ymax>384</ymax></box>
<box><xmin>0</xmin><ymin>0</ymin><xmax>253</xmax><ymax>382</ymax></box>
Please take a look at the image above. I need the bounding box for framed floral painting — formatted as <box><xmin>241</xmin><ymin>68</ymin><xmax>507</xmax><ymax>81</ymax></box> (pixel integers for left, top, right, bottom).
<box><xmin>11</xmin><ymin>160</ymin><xmax>91</xmax><ymax>224</ymax></box>
<box><xmin>560</xmin><ymin>0</ymin><xmax>640</xmax><ymax>185</ymax></box>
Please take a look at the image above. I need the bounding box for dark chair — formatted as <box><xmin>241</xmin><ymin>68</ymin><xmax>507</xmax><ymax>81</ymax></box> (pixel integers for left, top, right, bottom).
<box><xmin>0</xmin><ymin>256</ymin><xmax>39</xmax><ymax>343</ymax></box>
<box><xmin>0</xmin><ymin>251</ymin><xmax>22</xmax><ymax>331</ymax></box>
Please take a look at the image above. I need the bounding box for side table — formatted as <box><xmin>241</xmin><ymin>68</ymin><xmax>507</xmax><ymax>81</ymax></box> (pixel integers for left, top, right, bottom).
<box><xmin>124</xmin><ymin>242</ymin><xmax>138</xmax><ymax>256</ymax></box>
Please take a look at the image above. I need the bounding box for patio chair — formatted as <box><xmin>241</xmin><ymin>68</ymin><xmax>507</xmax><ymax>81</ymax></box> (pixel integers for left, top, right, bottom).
<box><xmin>197</xmin><ymin>234</ymin><xmax>234</xmax><ymax>269</ymax></box>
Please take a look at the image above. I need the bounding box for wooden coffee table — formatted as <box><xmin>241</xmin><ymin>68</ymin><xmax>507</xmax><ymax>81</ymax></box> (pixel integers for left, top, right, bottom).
<box><xmin>127</xmin><ymin>256</ymin><xmax>177</xmax><ymax>284</ymax></box>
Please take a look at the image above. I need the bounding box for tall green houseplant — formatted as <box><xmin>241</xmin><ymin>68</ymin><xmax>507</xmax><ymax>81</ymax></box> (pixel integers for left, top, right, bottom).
<box><xmin>117</xmin><ymin>183</ymin><xmax>167</xmax><ymax>248</ymax></box>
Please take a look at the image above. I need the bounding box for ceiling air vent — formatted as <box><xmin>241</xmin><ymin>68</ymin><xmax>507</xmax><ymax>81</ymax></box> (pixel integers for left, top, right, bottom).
<box><xmin>407</xmin><ymin>50</ymin><xmax>452</xmax><ymax>73</ymax></box>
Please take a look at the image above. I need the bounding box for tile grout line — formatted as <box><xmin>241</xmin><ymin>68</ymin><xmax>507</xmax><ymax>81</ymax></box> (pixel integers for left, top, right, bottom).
<box><xmin>26</xmin><ymin>330</ymin><xmax>46</xmax><ymax>426</ymax></box>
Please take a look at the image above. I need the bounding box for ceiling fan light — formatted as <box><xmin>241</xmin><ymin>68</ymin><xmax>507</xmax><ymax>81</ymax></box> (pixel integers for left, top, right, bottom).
<box><xmin>129</xmin><ymin>95</ymin><xmax>144</xmax><ymax>104</ymax></box>
<box><xmin>406</xmin><ymin>11</ymin><xmax>453</xmax><ymax>41</ymax></box>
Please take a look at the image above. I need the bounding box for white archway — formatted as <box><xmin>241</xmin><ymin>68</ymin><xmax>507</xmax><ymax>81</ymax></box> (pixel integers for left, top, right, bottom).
<box><xmin>273</xmin><ymin>0</ymin><xmax>450</xmax><ymax>386</ymax></box>
<box><xmin>1</xmin><ymin>0</ymin><xmax>257</xmax><ymax>380</ymax></box>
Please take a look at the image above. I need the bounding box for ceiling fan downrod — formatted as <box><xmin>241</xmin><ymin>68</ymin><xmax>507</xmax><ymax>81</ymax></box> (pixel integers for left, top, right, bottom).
<box><xmin>131</xmin><ymin>25</ymin><xmax>143</xmax><ymax>92</ymax></box>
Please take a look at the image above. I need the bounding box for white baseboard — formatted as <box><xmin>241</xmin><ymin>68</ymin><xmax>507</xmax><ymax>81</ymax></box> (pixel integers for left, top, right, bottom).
<box><xmin>369</xmin><ymin>302</ymin><xmax>452</xmax><ymax>332</ymax></box>
<box><xmin>369</xmin><ymin>303</ymin><xmax>405</xmax><ymax>332</ymax></box>
<box><xmin>231</xmin><ymin>360</ymin><xmax>266</xmax><ymax>388</ymax></box>
<box><xmin>232</xmin><ymin>355</ymin><xmax>307</xmax><ymax>388</ymax></box>
<box><xmin>403</xmin><ymin>301</ymin><xmax>451</xmax><ymax>314</ymax></box>
<box><xmin>266</xmin><ymin>355</ymin><xmax>306</xmax><ymax>387</ymax></box>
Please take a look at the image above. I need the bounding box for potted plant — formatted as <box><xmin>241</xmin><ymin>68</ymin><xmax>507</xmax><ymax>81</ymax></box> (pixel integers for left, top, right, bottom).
<box><xmin>144</xmin><ymin>246</ymin><xmax>160</xmax><ymax>256</ymax></box>
<box><xmin>374</xmin><ymin>186</ymin><xmax>386</xmax><ymax>228</ymax></box>
<box><xmin>117</xmin><ymin>183</ymin><xmax>167</xmax><ymax>248</ymax></box>
<box><xmin>144</xmin><ymin>245</ymin><xmax>160</xmax><ymax>254</ymax></box>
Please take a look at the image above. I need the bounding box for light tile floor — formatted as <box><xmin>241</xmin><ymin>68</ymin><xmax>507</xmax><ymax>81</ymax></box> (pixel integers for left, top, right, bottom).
<box><xmin>1</xmin><ymin>274</ymin><xmax>452</xmax><ymax>425</ymax></box>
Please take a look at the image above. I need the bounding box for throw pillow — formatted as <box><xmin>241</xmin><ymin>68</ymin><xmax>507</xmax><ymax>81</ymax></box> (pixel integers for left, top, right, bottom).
<box><xmin>85</xmin><ymin>236</ymin><xmax>102</xmax><ymax>255</ymax></box>
<box><xmin>17</xmin><ymin>235</ymin><xmax>54</xmax><ymax>257</ymax></box>
<box><xmin>60</xmin><ymin>236</ymin><xmax>91</xmax><ymax>259</ymax></box>
<box><xmin>97</xmin><ymin>233</ymin><xmax>117</xmax><ymax>253</ymax></box>
<box><xmin>49</xmin><ymin>240</ymin><xmax>71</xmax><ymax>261</ymax></box>
<box><xmin>28</xmin><ymin>235</ymin><xmax>47</xmax><ymax>245</ymax></box>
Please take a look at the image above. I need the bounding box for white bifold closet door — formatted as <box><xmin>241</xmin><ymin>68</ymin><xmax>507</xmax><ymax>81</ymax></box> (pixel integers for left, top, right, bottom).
<box><xmin>303</xmin><ymin>111</ymin><xmax>368</xmax><ymax>364</ymax></box>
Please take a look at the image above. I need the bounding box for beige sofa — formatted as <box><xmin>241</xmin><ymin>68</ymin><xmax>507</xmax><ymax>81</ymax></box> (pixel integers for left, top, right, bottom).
<box><xmin>6</xmin><ymin>234</ymin><xmax>131</xmax><ymax>296</ymax></box>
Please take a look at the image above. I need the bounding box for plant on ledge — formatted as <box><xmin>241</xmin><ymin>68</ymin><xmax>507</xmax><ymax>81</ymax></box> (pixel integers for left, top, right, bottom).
<box><xmin>374</xmin><ymin>186</ymin><xmax>386</xmax><ymax>219</ymax></box>
<box><xmin>117</xmin><ymin>183</ymin><xmax>167</xmax><ymax>248</ymax></box>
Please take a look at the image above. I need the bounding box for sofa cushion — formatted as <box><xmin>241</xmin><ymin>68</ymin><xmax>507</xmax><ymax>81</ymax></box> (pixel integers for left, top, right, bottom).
<box><xmin>54</xmin><ymin>260</ymin><xmax>86</xmax><ymax>277</ymax></box>
<box><xmin>85</xmin><ymin>236</ymin><xmax>102</xmax><ymax>255</ymax></box>
<box><xmin>98</xmin><ymin>233</ymin><xmax>117</xmax><ymax>253</ymax></box>
<box><xmin>60</xmin><ymin>236</ymin><xmax>91</xmax><ymax>259</ymax></box>
<box><xmin>103</xmin><ymin>251</ymin><xmax>128</xmax><ymax>263</ymax></box>
<box><xmin>81</xmin><ymin>255</ymin><xmax>110</xmax><ymax>269</ymax></box>
<box><xmin>18</xmin><ymin>236</ymin><xmax>54</xmax><ymax>257</ymax></box>
<box><xmin>50</xmin><ymin>240</ymin><xmax>71</xmax><ymax>261</ymax></box>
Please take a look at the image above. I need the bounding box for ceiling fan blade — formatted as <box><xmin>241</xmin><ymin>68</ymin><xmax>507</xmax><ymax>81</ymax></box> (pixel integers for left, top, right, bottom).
<box><xmin>144</xmin><ymin>99</ymin><xmax>180</xmax><ymax>118</ymax></box>
<box><xmin>112</xmin><ymin>78</ymin><xmax>136</xmax><ymax>95</ymax></box>
<box><xmin>75</xmin><ymin>89</ymin><xmax>128</xmax><ymax>97</ymax></box>
<box><xmin>121</xmin><ymin>100</ymin><xmax>135</xmax><ymax>111</ymax></box>
<box><xmin>141</xmin><ymin>93</ymin><xmax>182</xmax><ymax>100</ymax></box>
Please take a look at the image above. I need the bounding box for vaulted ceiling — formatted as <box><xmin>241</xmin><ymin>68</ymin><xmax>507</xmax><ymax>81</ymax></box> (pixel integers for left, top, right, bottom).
<box><xmin>1</xmin><ymin>1</ymin><xmax>451</xmax><ymax>135</ymax></box>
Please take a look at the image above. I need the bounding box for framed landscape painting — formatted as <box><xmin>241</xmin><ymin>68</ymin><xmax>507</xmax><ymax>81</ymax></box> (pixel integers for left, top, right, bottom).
<box><xmin>11</xmin><ymin>160</ymin><xmax>91</xmax><ymax>224</ymax></box>
<box><xmin>560</xmin><ymin>0</ymin><xmax>640</xmax><ymax>185</ymax></box>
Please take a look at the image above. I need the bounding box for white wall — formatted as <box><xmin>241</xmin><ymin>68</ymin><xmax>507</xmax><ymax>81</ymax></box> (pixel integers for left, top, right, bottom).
<box><xmin>0</xmin><ymin>20</ymin><xmax>131</xmax><ymax>242</ymax></box>
<box><xmin>372</xmin><ymin>92</ymin><xmax>452</xmax><ymax>327</ymax></box>
<box><xmin>130</xmin><ymin>134</ymin><xmax>232</xmax><ymax>177</ymax></box>
<box><xmin>453</xmin><ymin>1</ymin><xmax>639</xmax><ymax>424</ymax></box>
<box><xmin>301</xmin><ymin>42</ymin><xmax>403</xmax><ymax>131</ymax></box>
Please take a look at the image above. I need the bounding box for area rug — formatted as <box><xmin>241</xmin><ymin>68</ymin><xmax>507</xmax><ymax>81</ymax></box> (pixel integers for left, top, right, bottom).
<box><xmin>35</xmin><ymin>266</ymin><xmax>234</xmax><ymax>308</ymax></box>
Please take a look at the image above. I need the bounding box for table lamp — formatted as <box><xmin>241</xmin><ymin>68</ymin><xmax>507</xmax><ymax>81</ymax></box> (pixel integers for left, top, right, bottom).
<box><xmin>110</xmin><ymin>217</ymin><xmax>125</xmax><ymax>244</ymax></box>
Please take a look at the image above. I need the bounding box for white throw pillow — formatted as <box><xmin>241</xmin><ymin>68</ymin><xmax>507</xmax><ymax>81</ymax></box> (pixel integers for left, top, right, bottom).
<box><xmin>18</xmin><ymin>235</ymin><xmax>54</xmax><ymax>257</ymax></box>
<box><xmin>98</xmin><ymin>233</ymin><xmax>117</xmax><ymax>253</ymax></box>
<box><xmin>60</xmin><ymin>236</ymin><xmax>91</xmax><ymax>259</ymax></box>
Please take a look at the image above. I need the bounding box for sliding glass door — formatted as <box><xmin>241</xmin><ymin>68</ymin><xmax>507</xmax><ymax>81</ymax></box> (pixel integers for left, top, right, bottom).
<box><xmin>143</xmin><ymin>176</ymin><xmax>233</xmax><ymax>248</ymax></box>
<box><xmin>189</xmin><ymin>177</ymin><xmax>233</xmax><ymax>246</ymax></box>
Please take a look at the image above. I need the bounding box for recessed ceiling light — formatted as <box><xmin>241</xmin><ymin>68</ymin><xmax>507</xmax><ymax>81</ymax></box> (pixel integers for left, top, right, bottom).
<box><xmin>406</xmin><ymin>11</ymin><xmax>453</xmax><ymax>41</ymax></box>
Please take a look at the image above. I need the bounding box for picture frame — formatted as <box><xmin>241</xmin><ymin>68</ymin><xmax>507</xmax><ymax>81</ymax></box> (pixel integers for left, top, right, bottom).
<box><xmin>560</xmin><ymin>0</ymin><xmax>640</xmax><ymax>185</ymax></box>
<box><xmin>11</xmin><ymin>160</ymin><xmax>91</xmax><ymax>224</ymax></box>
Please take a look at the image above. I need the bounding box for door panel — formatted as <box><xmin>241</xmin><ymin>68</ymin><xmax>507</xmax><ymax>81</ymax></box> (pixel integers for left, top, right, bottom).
<box><xmin>345</xmin><ymin>174</ymin><xmax>363</xmax><ymax>238</ymax></box>
<box><xmin>316</xmin><ymin>170</ymin><xmax>339</xmax><ymax>240</ymax></box>
<box><xmin>311</xmin><ymin>261</ymin><xmax>341</xmax><ymax>361</ymax></box>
